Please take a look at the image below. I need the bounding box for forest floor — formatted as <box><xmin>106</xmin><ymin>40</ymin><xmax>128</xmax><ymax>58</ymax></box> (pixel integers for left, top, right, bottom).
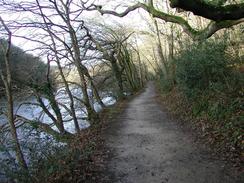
<box><xmin>98</xmin><ymin>82</ymin><xmax>243</xmax><ymax>183</ymax></box>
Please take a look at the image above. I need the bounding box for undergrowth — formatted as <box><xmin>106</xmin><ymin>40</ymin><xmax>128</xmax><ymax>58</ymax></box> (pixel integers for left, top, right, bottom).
<box><xmin>2</xmin><ymin>101</ymin><xmax>126</xmax><ymax>183</ymax></box>
<box><xmin>157</xmin><ymin>40</ymin><xmax>244</xmax><ymax>166</ymax></box>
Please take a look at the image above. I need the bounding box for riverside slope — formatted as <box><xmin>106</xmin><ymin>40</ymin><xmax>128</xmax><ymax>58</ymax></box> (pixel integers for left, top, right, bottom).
<box><xmin>102</xmin><ymin>82</ymin><xmax>242</xmax><ymax>183</ymax></box>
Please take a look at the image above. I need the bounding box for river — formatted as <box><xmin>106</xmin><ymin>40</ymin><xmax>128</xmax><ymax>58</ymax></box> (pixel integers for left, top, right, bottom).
<box><xmin>0</xmin><ymin>87</ymin><xmax>116</xmax><ymax>180</ymax></box>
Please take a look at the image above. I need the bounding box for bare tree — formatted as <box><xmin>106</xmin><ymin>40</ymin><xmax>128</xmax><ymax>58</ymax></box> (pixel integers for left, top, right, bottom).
<box><xmin>0</xmin><ymin>0</ymin><xmax>105</xmax><ymax>123</ymax></box>
<box><xmin>0</xmin><ymin>16</ymin><xmax>28</xmax><ymax>170</ymax></box>
<box><xmin>35</xmin><ymin>0</ymin><xmax>81</xmax><ymax>132</ymax></box>
<box><xmin>36</xmin><ymin>0</ymin><xmax>104</xmax><ymax>121</ymax></box>
<box><xmin>87</xmin><ymin>24</ymin><xmax>143</xmax><ymax>97</ymax></box>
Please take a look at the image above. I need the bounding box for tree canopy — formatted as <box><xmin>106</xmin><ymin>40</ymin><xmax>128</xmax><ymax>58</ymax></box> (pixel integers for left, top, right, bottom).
<box><xmin>0</xmin><ymin>39</ymin><xmax>47</xmax><ymax>93</ymax></box>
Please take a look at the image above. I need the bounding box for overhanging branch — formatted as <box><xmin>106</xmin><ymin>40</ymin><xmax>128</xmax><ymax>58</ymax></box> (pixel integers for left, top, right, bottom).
<box><xmin>94</xmin><ymin>3</ymin><xmax>244</xmax><ymax>40</ymax></box>
<box><xmin>169</xmin><ymin>0</ymin><xmax>244</xmax><ymax>21</ymax></box>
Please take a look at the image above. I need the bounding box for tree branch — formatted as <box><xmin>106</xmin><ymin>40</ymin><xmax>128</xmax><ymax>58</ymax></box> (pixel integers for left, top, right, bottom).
<box><xmin>15</xmin><ymin>115</ymin><xmax>74</xmax><ymax>142</ymax></box>
<box><xmin>94</xmin><ymin>3</ymin><xmax>244</xmax><ymax>40</ymax></box>
<box><xmin>169</xmin><ymin>0</ymin><xmax>244</xmax><ymax>21</ymax></box>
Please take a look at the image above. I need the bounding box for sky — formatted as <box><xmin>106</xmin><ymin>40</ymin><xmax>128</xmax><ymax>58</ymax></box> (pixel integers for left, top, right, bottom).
<box><xmin>0</xmin><ymin>0</ymin><xmax>150</xmax><ymax>55</ymax></box>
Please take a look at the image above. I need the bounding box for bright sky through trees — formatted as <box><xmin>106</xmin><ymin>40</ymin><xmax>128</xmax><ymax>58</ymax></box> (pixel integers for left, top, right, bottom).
<box><xmin>0</xmin><ymin>0</ymin><xmax>149</xmax><ymax>55</ymax></box>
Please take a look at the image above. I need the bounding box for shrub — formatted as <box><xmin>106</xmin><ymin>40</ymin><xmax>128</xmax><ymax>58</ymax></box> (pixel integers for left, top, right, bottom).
<box><xmin>174</xmin><ymin>40</ymin><xmax>239</xmax><ymax>98</ymax></box>
<box><xmin>168</xmin><ymin>39</ymin><xmax>244</xmax><ymax>160</ymax></box>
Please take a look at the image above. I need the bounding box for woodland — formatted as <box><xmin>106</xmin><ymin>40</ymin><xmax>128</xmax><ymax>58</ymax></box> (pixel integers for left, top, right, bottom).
<box><xmin>0</xmin><ymin>0</ymin><xmax>243</xmax><ymax>182</ymax></box>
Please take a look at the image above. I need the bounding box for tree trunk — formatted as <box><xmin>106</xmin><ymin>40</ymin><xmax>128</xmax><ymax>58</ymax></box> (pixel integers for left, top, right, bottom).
<box><xmin>135</xmin><ymin>40</ymin><xmax>144</xmax><ymax>88</ymax></box>
<box><xmin>87</xmin><ymin>75</ymin><xmax>106</xmax><ymax>108</ymax></box>
<box><xmin>56</xmin><ymin>62</ymin><xmax>80</xmax><ymax>133</ymax></box>
<box><xmin>110</xmin><ymin>57</ymin><xmax>125</xmax><ymax>98</ymax></box>
<box><xmin>153</xmin><ymin>18</ymin><xmax>169</xmax><ymax>78</ymax></box>
<box><xmin>0</xmin><ymin>16</ymin><xmax>28</xmax><ymax>170</ymax></box>
<box><xmin>6</xmin><ymin>87</ymin><xmax>28</xmax><ymax>170</ymax></box>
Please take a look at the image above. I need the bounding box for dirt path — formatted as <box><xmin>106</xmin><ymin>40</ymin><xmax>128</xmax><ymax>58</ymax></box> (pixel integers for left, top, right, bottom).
<box><xmin>102</xmin><ymin>82</ymin><xmax>242</xmax><ymax>183</ymax></box>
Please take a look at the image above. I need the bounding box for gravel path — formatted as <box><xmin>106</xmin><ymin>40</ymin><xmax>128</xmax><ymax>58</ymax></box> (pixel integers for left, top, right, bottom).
<box><xmin>103</xmin><ymin>82</ymin><xmax>243</xmax><ymax>183</ymax></box>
